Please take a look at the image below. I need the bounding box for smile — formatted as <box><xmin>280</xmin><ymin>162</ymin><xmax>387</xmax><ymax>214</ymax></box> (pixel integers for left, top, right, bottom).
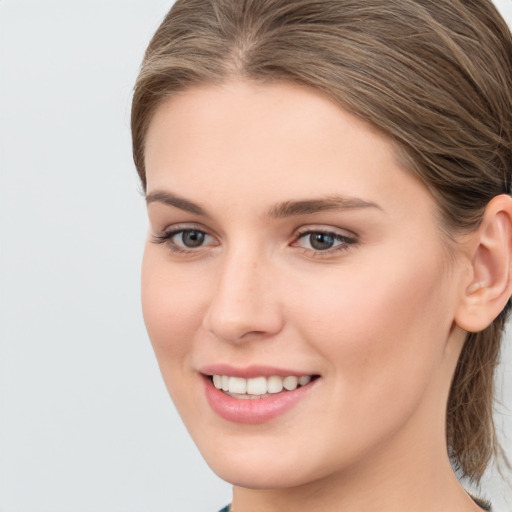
<box><xmin>211</xmin><ymin>374</ymin><xmax>312</xmax><ymax>398</ymax></box>
<box><xmin>203</xmin><ymin>371</ymin><xmax>319</xmax><ymax>424</ymax></box>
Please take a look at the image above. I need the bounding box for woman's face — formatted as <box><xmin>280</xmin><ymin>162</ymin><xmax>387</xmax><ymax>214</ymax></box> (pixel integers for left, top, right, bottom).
<box><xmin>142</xmin><ymin>81</ymin><xmax>467</xmax><ymax>488</ymax></box>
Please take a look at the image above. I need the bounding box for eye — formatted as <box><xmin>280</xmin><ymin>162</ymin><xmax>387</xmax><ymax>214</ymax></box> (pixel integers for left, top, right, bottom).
<box><xmin>152</xmin><ymin>227</ymin><xmax>217</xmax><ymax>253</ymax></box>
<box><xmin>304</xmin><ymin>232</ymin><xmax>337</xmax><ymax>251</ymax></box>
<box><xmin>293</xmin><ymin>229</ymin><xmax>356</xmax><ymax>254</ymax></box>
<box><xmin>177</xmin><ymin>229</ymin><xmax>207</xmax><ymax>248</ymax></box>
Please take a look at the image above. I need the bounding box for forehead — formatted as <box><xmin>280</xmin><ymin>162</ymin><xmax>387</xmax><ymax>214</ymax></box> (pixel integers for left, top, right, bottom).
<box><xmin>145</xmin><ymin>80</ymin><xmax>390</xmax><ymax>161</ymax></box>
<box><xmin>144</xmin><ymin>80</ymin><xmax>433</xmax><ymax>221</ymax></box>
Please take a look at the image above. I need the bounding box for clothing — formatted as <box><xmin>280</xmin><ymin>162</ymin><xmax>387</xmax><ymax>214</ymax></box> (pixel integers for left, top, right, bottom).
<box><xmin>217</xmin><ymin>506</ymin><xmax>230</xmax><ymax>512</ymax></box>
<box><xmin>471</xmin><ymin>494</ymin><xmax>492</xmax><ymax>511</ymax></box>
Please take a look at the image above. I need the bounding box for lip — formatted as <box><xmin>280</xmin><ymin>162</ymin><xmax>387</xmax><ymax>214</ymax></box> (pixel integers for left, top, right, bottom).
<box><xmin>201</xmin><ymin>369</ymin><xmax>319</xmax><ymax>424</ymax></box>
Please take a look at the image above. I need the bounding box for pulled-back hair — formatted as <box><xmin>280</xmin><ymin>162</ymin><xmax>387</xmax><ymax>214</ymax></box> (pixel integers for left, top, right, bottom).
<box><xmin>131</xmin><ymin>0</ymin><xmax>512</xmax><ymax>482</ymax></box>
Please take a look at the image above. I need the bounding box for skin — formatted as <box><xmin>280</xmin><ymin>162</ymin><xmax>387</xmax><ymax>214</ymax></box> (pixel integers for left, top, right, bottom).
<box><xmin>141</xmin><ymin>80</ymin><xmax>501</xmax><ymax>512</ymax></box>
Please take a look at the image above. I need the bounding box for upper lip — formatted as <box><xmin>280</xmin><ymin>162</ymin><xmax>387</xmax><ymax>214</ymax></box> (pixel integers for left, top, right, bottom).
<box><xmin>199</xmin><ymin>364</ymin><xmax>318</xmax><ymax>378</ymax></box>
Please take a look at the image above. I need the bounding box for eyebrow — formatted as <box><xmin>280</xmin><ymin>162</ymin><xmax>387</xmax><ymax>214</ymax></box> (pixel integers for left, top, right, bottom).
<box><xmin>146</xmin><ymin>190</ymin><xmax>209</xmax><ymax>216</ymax></box>
<box><xmin>267</xmin><ymin>195</ymin><xmax>381</xmax><ymax>218</ymax></box>
<box><xmin>146</xmin><ymin>190</ymin><xmax>381</xmax><ymax>218</ymax></box>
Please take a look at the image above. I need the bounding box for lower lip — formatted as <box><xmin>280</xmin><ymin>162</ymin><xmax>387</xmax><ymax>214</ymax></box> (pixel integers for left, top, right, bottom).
<box><xmin>203</xmin><ymin>376</ymin><xmax>317</xmax><ymax>424</ymax></box>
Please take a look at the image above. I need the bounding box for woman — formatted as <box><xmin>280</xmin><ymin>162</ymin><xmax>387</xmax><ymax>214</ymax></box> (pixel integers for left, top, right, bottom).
<box><xmin>131</xmin><ymin>1</ymin><xmax>512</xmax><ymax>511</ymax></box>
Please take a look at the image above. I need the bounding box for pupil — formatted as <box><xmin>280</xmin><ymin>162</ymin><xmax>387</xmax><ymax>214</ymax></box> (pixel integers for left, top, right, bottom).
<box><xmin>310</xmin><ymin>233</ymin><xmax>334</xmax><ymax>250</ymax></box>
<box><xmin>182</xmin><ymin>230</ymin><xmax>205</xmax><ymax>248</ymax></box>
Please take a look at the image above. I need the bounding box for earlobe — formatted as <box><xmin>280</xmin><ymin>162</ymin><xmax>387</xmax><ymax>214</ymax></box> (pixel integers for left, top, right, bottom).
<box><xmin>455</xmin><ymin>194</ymin><xmax>512</xmax><ymax>333</ymax></box>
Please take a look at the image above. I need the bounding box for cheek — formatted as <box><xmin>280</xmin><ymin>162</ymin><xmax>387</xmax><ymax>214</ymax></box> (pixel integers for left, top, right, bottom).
<box><xmin>289</xmin><ymin>248</ymin><xmax>453</xmax><ymax>404</ymax></box>
<box><xmin>141</xmin><ymin>246</ymin><xmax>208</xmax><ymax>371</ymax></box>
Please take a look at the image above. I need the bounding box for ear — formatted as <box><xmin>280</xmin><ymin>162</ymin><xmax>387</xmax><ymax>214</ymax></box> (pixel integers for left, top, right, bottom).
<box><xmin>455</xmin><ymin>194</ymin><xmax>512</xmax><ymax>333</ymax></box>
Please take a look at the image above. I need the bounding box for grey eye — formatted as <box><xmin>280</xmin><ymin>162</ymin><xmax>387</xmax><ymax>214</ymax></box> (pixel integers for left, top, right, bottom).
<box><xmin>180</xmin><ymin>230</ymin><xmax>206</xmax><ymax>248</ymax></box>
<box><xmin>308</xmin><ymin>232</ymin><xmax>336</xmax><ymax>250</ymax></box>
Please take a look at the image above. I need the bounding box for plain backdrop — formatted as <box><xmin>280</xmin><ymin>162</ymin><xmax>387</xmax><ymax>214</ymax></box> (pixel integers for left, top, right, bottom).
<box><xmin>0</xmin><ymin>1</ymin><xmax>511</xmax><ymax>511</ymax></box>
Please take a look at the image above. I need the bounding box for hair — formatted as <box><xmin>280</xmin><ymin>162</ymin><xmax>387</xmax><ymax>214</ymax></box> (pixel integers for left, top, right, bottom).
<box><xmin>131</xmin><ymin>0</ymin><xmax>512</xmax><ymax>482</ymax></box>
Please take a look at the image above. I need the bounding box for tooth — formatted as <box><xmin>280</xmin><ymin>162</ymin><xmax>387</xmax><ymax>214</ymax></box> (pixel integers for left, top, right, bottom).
<box><xmin>229</xmin><ymin>376</ymin><xmax>247</xmax><ymax>394</ymax></box>
<box><xmin>247</xmin><ymin>376</ymin><xmax>267</xmax><ymax>395</ymax></box>
<box><xmin>267</xmin><ymin>376</ymin><xmax>283</xmax><ymax>394</ymax></box>
<box><xmin>283</xmin><ymin>376</ymin><xmax>298</xmax><ymax>391</ymax></box>
<box><xmin>298</xmin><ymin>376</ymin><xmax>311</xmax><ymax>386</ymax></box>
<box><xmin>213</xmin><ymin>375</ymin><xmax>222</xmax><ymax>389</ymax></box>
<box><xmin>221</xmin><ymin>375</ymin><xmax>230</xmax><ymax>391</ymax></box>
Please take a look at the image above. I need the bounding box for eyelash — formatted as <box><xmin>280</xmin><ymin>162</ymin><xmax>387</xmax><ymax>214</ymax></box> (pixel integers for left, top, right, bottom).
<box><xmin>293</xmin><ymin>229</ymin><xmax>357</xmax><ymax>256</ymax></box>
<box><xmin>151</xmin><ymin>226</ymin><xmax>357</xmax><ymax>257</ymax></box>
<box><xmin>151</xmin><ymin>227</ymin><xmax>215</xmax><ymax>254</ymax></box>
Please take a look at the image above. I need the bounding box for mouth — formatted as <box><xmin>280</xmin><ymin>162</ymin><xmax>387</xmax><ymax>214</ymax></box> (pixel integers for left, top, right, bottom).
<box><xmin>209</xmin><ymin>374</ymin><xmax>317</xmax><ymax>399</ymax></box>
<box><xmin>201</xmin><ymin>369</ymin><xmax>320</xmax><ymax>424</ymax></box>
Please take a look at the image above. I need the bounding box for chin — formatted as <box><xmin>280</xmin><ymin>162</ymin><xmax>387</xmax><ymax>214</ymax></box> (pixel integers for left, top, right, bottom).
<box><xmin>210</xmin><ymin>459</ymin><xmax>319</xmax><ymax>490</ymax></box>
<box><xmin>192</xmin><ymin>432</ymin><xmax>338</xmax><ymax>490</ymax></box>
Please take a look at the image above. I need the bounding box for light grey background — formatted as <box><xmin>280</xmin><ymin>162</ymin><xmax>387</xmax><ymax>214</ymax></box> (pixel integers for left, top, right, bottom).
<box><xmin>0</xmin><ymin>1</ymin><xmax>511</xmax><ymax>511</ymax></box>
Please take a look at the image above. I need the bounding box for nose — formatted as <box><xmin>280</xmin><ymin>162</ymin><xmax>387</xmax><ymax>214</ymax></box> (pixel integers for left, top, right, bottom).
<box><xmin>202</xmin><ymin>248</ymin><xmax>284</xmax><ymax>344</ymax></box>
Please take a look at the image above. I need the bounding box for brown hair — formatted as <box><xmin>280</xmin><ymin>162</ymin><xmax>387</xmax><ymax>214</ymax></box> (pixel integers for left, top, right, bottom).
<box><xmin>132</xmin><ymin>0</ymin><xmax>512</xmax><ymax>481</ymax></box>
